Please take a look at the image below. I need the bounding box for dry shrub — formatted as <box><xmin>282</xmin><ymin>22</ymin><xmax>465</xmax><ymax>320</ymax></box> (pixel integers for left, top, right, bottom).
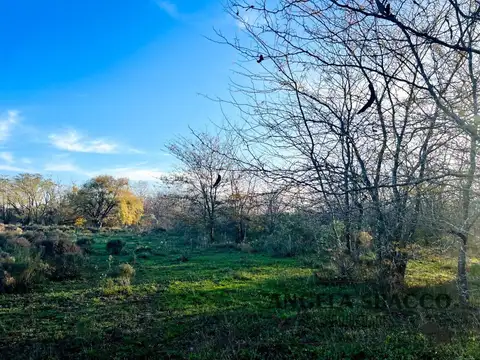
<box><xmin>0</xmin><ymin>223</ymin><xmax>5</xmax><ymax>233</ymax></box>
<box><xmin>331</xmin><ymin>251</ymin><xmax>357</xmax><ymax>279</ymax></box>
<box><xmin>118</xmin><ymin>263</ymin><xmax>135</xmax><ymax>278</ymax></box>
<box><xmin>109</xmin><ymin>263</ymin><xmax>135</xmax><ymax>287</ymax></box>
<box><xmin>358</xmin><ymin>231</ymin><xmax>373</xmax><ymax>249</ymax></box>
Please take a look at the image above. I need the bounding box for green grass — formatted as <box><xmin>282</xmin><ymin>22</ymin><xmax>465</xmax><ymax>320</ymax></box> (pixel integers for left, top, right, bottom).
<box><xmin>1</xmin><ymin>233</ymin><xmax>480</xmax><ymax>359</ymax></box>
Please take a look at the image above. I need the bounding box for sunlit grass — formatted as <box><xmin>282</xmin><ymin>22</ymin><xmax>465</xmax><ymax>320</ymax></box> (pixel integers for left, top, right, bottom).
<box><xmin>1</xmin><ymin>233</ymin><xmax>480</xmax><ymax>359</ymax></box>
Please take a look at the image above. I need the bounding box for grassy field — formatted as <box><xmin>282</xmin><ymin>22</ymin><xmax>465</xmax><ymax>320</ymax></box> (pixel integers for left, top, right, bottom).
<box><xmin>1</xmin><ymin>232</ymin><xmax>480</xmax><ymax>359</ymax></box>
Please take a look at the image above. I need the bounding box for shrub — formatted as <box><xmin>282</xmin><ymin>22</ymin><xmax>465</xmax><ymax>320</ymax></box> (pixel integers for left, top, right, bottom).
<box><xmin>0</xmin><ymin>252</ymin><xmax>51</xmax><ymax>293</ymax></box>
<box><xmin>106</xmin><ymin>239</ymin><xmax>125</xmax><ymax>255</ymax></box>
<box><xmin>4</xmin><ymin>225</ymin><xmax>22</xmax><ymax>234</ymax></box>
<box><xmin>56</xmin><ymin>238</ymin><xmax>81</xmax><ymax>255</ymax></box>
<box><xmin>7</xmin><ymin>237</ymin><xmax>31</xmax><ymax>249</ymax></box>
<box><xmin>117</xmin><ymin>263</ymin><xmax>135</xmax><ymax>278</ymax></box>
<box><xmin>0</xmin><ymin>251</ymin><xmax>15</xmax><ymax>264</ymax></box>
<box><xmin>108</xmin><ymin>263</ymin><xmax>135</xmax><ymax>287</ymax></box>
<box><xmin>46</xmin><ymin>229</ymin><xmax>75</xmax><ymax>243</ymax></box>
<box><xmin>0</xmin><ymin>233</ymin><xmax>12</xmax><ymax>249</ymax></box>
<box><xmin>331</xmin><ymin>251</ymin><xmax>357</xmax><ymax>279</ymax></box>
<box><xmin>469</xmin><ymin>263</ymin><xmax>480</xmax><ymax>278</ymax></box>
<box><xmin>23</xmin><ymin>231</ymin><xmax>46</xmax><ymax>244</ymax></box>
<box><xmin>0</xmin><ymin>270</ymin><xmax>16</xmax><ymax>293</ymax></box>
<box><xmin>49</xmin><ymin>253</ymin><xmax>84</xmax><ymax>280</ymax></box>
<box><xmin>0</xmin><ymin>223</ymin><xmax>5</xmax><ymax>233</ymax></box>
<box><xmin>359</xmin><ymin>251</ymin><xmax>376</xmax><ymax>266</ymax></box>
<box><xmin>76</xmin><ymin>237</ymin><xmax>94</xmax><ymax>254</ymax></box>
<box><xmin>36</xmin><ymin>233</ymin><xmax>81</xmax><ymax>257</ymax></box>
<box><xmin>102</xmin><ymin>278</ymin><xmax>133</xmax><ymax>296</ymax></box>
<box><xmin>358</xmin><ymin>231</ymin><xmax>373</xmax><ymax>249</ymax></box>
<box><xmin>237</xmin><ymin>242</ymin><xmax>255</xmax><ymax>253</ymax></box>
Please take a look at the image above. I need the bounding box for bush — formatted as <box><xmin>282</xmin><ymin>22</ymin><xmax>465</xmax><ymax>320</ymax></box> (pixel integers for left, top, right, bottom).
<box><xmin>76</xmin><ymin>237</ymin><xmax>94</xmax><ymax>254</ymax></box>
<box><xmin>0</xmin><ymin>223</ymin><xmax>5</xmax><ymax>233</ymax></box>
<box><xmin>4</xmin><ymin>225</ymin><xmax>23</xmax><ymax>234</ymax></box>
<box><xmin>0</xmin><ymin>251</ymin><xmax>15</xmax><ymax>264</ymax></box>
<box><xmin>108</xmin><ymin>263</ymin><xmax>135</xmax><ymax>287</ymax></box>
<box><xmin>49</xmin><ymin>253</ymin><xmax>84</xmax><ymax>280</ymax></box>
<box><xmin>0</xmin><ymin>233</ymin><xmax>13</xmax><ymax>249</ymax></box>
<box><xmin>0</xmin><ymin>270</ymin><xmax>16</xmax><ymax>293</ymax></box>
<box><xmin>102</xmin><ymin>278</ymin><xmax>133</xmax><ymax>296</ymax></box>
<box><xmin>117</xmin><ymin>263</ymin><xmax>135</xmax><ymax>278</ymax></box>
<box><xmin>358</xmin><ymin>231</ymin><xmax>373</xmax><ymax>249</ymax></box>
<box><xmin>106</xmin><ymin>239</ymin><xmax>125</xmax><ymax>255</ymax></box>
<box><xmin>26</xmin><ymin>231</ymin><xmax>47</xmax><ymax>244</ymax></box>
<box><xmin>237</xmin><ymin>242</ymin><xmax>255</xmax><ymax>253</ymax></box>
<box><xmin>7</xmin><ymin>237</ymin><xmax>31</xmax><ymax>249</ymax></box>
<box><xmin>46</xmin><ymin>229</ymin><xmax>75</xmax><ymax>243</ymax></box>
<box><xmin>36</xmin><ymin>237</ymin><xmax>81</xmax><ymax>258</ymax></box>
<box><xmin>359</xmin><ymin>251</ymin><xmax>376</xmax><ymax>266</ymax></box>
<box><xmin>0</xmin><ymin>252</ymin><xmax>51</xmax><ymax>293</ymax></box>
<box><xmin>331</xmin><ymin>251</ymin><xmax>357</xmax><ymax>279</ymax></box>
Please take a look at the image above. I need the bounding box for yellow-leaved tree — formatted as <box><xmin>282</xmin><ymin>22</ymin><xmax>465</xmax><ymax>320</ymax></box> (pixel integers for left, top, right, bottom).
<box><xmin>115</xmin><ymin>190</ymin><xmax>144</xmax><ymax>226</ymax></box>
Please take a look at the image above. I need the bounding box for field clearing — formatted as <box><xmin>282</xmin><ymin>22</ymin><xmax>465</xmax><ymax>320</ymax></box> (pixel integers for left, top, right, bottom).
<box><xmin>1</xmin><ymin>233</ymin><xmax>480</xmax><ymax>359</ymax></box>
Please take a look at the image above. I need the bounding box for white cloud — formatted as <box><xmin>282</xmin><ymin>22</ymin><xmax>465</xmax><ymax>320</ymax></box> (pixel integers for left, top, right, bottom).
<box><xmin>91</xmin><ymin>167</ymin><xmax>165</xmax><ymax>181</ymax></box>
<box><xmin>44</xmin><ymin>162</ymin><xmax>80</xmax><ymax>172</ymax></box>
<box><xmin>0</xmin><ymin>110</ymin><xmax>19</xmax><ymax>142</ymax></box>
<box><xmin>49</xmin><ymin>130</ymin><xmax>118</xmax><ymax>154</ymax></box>
<box><xmin>127</xmin><ymin>147</ymin><xmax>145</xmax><ymax>155</ymax></box>
<box><xmin>156</xmin><ymin>0</ymin><xmax>180</xmax><ymax>18</ymax></box>
<box><xmin>0</xmin><ymin>152</ymin><xmax>14</xmax><ymax>164</ymax></box>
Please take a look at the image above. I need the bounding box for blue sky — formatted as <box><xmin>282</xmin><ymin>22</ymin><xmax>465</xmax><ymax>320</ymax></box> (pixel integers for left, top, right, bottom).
<box><xmin>0</xmin><ymin>0</ymin><xmax>240</xmax><ymax>183</ymax></box>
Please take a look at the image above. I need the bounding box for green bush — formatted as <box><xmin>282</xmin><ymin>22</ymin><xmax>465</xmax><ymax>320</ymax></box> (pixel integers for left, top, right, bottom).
<box><xmin>0</xmin><ymin>252</ymin><xmax>51</xmax><ymax>293</ymax></box>
<box><xmin>36</xmin><ymin>237</ymin><xmax>81</xmax><ymax>258</ymax></box>
<box><xmin>106</xmin><ymin>239</ymin><xmax>125</xmax><ymax>255</ymax></box>
<box><xmin>0</xmin><ymin>233</ymin><xmax>14</xmax><ymax>249</ymax></box>
<box><xmin>49</xmin><ymin>253</ymin><xmax>84</xmax><ymax>281</ymax></box>
<box><xmin>102</xmin><ymin>277</ymin><xmax>133</xmax><ymax>296</ymax></box>
<box><xmin>76</xmin><ymin>237</ymin><xmax>95</xmax><ymax>254</ymax></box>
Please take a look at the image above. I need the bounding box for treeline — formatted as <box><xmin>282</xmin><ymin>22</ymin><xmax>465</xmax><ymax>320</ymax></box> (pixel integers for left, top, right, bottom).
<box><xmin>0</xmin><ymin>174</ymin><xmax>143</xmax><ymax>228</ymax></box>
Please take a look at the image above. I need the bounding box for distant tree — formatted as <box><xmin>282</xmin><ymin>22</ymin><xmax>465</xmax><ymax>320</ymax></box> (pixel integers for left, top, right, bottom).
<box><xmin>164</xmin><ymin>131</ymin><xmax>234</xmax><ymax>243</ymax></box>
<box><xmin>6</xmin><ymin>174</ymin><xmax>59</xmax><ymax>225</ymax></box>
<box><xmin>70</xmin><ymin>176</ymin><xmax>129</xmax><ymax>228</ymax></box>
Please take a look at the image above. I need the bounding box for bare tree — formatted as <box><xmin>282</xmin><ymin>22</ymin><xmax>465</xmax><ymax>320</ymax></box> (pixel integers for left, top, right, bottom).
<box><xmin>164</xmin><ymin>131</ymin><xmax>235</xmax><ymax>243</ymax></box>
<box><xmin>214</xmin><ymin>0</ymin><xmax>466</xmax><ymax>293</ymax></box>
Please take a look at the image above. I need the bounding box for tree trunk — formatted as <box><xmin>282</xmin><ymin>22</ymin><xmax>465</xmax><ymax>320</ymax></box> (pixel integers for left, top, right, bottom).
<box><xmin>458</xmin><ymin>234</ymin><xmax>469</xmax><ymax>306</ymax></box>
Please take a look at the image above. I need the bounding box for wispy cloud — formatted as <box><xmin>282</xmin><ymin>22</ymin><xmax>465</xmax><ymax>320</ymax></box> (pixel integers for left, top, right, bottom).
<box><xmin>44</xmin><ymin>161</ymin><xmax>80</xmax><ymax>172</ymax></box>
<box><xmin>0</xmin><ymin>164</ymin><xmax>30</xmax><ymax>172</ymax></box>
<box><xmin>98</xmin><ymin>167</ymin><xmax>165</xmax><ymax>181</ymax></box>
<box><xmin>0</xmin><ymin>110</ymin><xmax>19</xmax><ymax>142</ymax></box>
<box><xmin>127</xmin><ymin>147</ymin><xmax>146</xmax><ymax>155</ymax></box>
<box><xmin>43</xmin><ymin>158</ymin><xmax>164</xmax><ymax>181</ymax></box>
<box><xmin>0</xmin><ymin>152</ymin><xmax>14</xmax><ymax>164</ymax></box>
<box><xmin>49</xmin><ymin>130</ymin><xmax>118</xmax><ymax>154</ymax></box>
<box><xmin>156</xmin><ymin>0</ymin><xmax>180</xmax><ymax>19</ymax></box>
